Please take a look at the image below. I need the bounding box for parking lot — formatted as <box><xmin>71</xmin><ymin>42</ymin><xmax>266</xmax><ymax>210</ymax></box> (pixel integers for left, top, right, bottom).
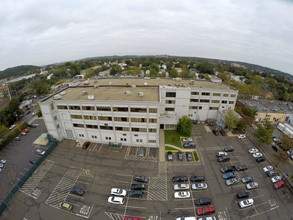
<box><xmin>0</xmin><ymin>123</ymin><xmax>292</xmax><ymax>220</ymax></box>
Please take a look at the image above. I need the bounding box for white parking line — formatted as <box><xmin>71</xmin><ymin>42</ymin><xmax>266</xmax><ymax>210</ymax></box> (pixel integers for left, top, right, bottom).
<box><xmin>175</xmin><ymin>207</ymin><xmax>194</xmax><ymax>210</ymax></box>
<box><xmin>127</xmin><ymin>206</ymin><xmax>147</xmax><ymax>209</ymax></box>
<box><xmin>98</xmin><ymin>145</ymin><xmax>103</xmax><ymax>152</ymax></box>
<box><xmin>116</xmin><ymin>174</ymin><xmax>133</xmax><ymax>177</ymax></box>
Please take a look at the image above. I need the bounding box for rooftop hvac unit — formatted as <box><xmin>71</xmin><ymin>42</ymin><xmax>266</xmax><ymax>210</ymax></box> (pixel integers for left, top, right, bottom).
<box><xmin>131</xmin><ymin>85</ymin><xmax>136</xmax><ymax>89</ymax></box>
<box><xmin>144</xmin><ymin>82</ymin><xmax>148</xmax><ymax>85</ymax></box>
<box><xmin>53</xmin><ymin>95</ymin><xmax>62</xmax><ymax>100</ymax></box>
<box><xmin>144</xmin><ymin>77</ymin><xmax>150</xmax><ymax>80</ymax></box>
<box><xmin>168</xmin><ymin>83</ymin><xmax>171</xmax><ymax>86</ymax></box>
<box><xmin>189</xmin><ymin>80</ymin><xmax>194</xmax><ymax>85</ymax></box>
<box><xmin>60</xmin><ymin>91</ymin><xmax>66</xmax><ymax>96</ymax></box>
<box><xmin>109</xmin><ymin>82</ymin><xmax>112</xmax><ymax>85</ymax></box>
<box><xmin>88</xmin><ymin>95</ymin><xmax>94</xmax><ymax>100</ymax></box>
<box><xmin>82</xmin><ymin>91</ymin><xmax>88</xmax><ymax>95</ymax></box>
<box><xmin>125</xmin><ymin>91</ymin><xmax>131</xmax><ymax>96</ymax></box>
<box><xmin>94</xmin><ymin>85</ymin><xmax>99</xmax><ymax>89</ymax></box>
<box><xmin>84</xmin><ymin>81</ymin><xmax>90</xmax><ymax>85</ymax></box>
<box><xmin>138</xmin><ymin>92</ymin><xmax>144</xmax><ymax>97</ymax></box>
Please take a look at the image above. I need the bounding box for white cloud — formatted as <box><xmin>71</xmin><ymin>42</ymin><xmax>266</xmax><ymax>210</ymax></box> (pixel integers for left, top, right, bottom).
<box><xmin>0</xmin><ymin>0</ymin><xmax>292</xmax><ymax>74</ymax></box>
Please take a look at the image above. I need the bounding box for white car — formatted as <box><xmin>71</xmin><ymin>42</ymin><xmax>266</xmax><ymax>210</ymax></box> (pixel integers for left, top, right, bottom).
<box><xmin>197</xmin><ymin>217</ymin><xmax>216</xmax><ymax>220</ymax></box>
<box><xmin>0</xmin><ymin>159</ymin><xmax>7</xmax><ymax>164</ymax></box>
<box><xmin>0</xmin><ymin>163</ymin><xmax>3</xmax><ymax>168</ymax></box>
<box><xmin>174</xmin><ymin>183</ymin><xmax>190</xmax><ymax>190</ymax></box>
<box><xmin>246</xmin><ymin>182</ymin><xmax>258</xmax><ymax>190</ymax></box>
<box><xmin>191</xmin><ymin>183</ymin><xmax>208</xmax><ymax>190</ymax></box>
<box><xmin>108</xmin><ymin>196</ymin><xmax>125</xmax><ymax>205</ymax></box>
<box><xmin>248</xmin><ymin>148</ymin><xmax>258</xmax><ymax>154</ymax></box>
<box><xmin>110</xmin><ymin>188</ymin><xmax>127</xmax><ymax>196</ymax></box>
<box><xmin>174</xmin><ymin>191</ymin><xmax>191</xmax><ymax>199</ymax></box>
<box><xmin>182</xmin><ymin>138</ymin><xmax>193</xmax><ymax>142</ymax></box>
<box><xmin>217</xmin><ymin>152</ymin><xmax>227</xmax><ymax>157</ymax></box>
<box><xmin>271</xmin><ymin>176</ymin><xmax>282</xmax><ymax>183</ymax></box>
<box><xmin>176</xmin><ymin>217</ymin><xmax>196</xmax><ymax>220</ymax></box>
<box><xmin>237</xmin><ymin>134</ymin><xmax>246</xmax><ymax>139</ymax></box>
<box><xmin>263</xmin><ymin>165</ymin><xmax>273</xmax><ymax>172</ymax></box>
<box><xmin>36</xmin><ymin>149</ymin><xmax>46</xmax><ymax>156</ymax></box>
<box><xmin>253</xmin><ymin>152</ymin><xmax>263</xmax><ymax>158</ymax></box>
<box><xmin>239</xmin><ymin>199</ymin><xmax>254</xmax><ymax>208</ymax></box>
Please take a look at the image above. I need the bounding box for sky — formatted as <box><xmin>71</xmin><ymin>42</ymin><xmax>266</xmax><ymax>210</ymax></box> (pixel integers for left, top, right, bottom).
<box><xmin>0</xmin><ymin>0</ymin><xmax>293</xmax><ymax>74</ymax></box>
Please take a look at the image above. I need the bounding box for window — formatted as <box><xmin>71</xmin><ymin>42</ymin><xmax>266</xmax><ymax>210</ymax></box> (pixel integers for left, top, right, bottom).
<box><xmin>200</xmin><ymin>99</ymin><xmax>210</xmax><ymax>103</ymax></box>
<box><xmin>189</xmin><ymin>106</ymin><xmax>202</xmax><ymax>109</ymax></box>
<box><xmin>230</xmin><ymin>94</ymin><xmax>236</xmax><ymax>98</ymax></box>
<box><xmin>73</xmin><ymin>123</ymin><xmax>84</xmax><ymax>128</ymax></box>
<box><xmin>223</xmin><ymin>94</ymin><xmax>228</xmax><ymax>97</ymax></box>
<box><xmin>201</xmin><ymin>92</ymin><xmax>210</xmax><ymax>96</ymax></box>
<box><xmin>71</xmin><ymin>114</ymin><xmax>83</xmax><ymax>119</ymax></box>
<box><xmin>123</xmin><ymin>134</ymin><xmax>127</xmax><ymax>136</ymax></box>
<box><xmin>209</xmin><ymin>107</ymin><xmax>219</xmax><ymax>110</ymax></box>
<box><xmin>222</xmin><ymin>100</ymin><xmax>227</xmax><ymax>104</ymax></box>
<box><xmin>54</xmin><ymin>116</ymin><xmax>57</xmax><ymax>120</ymax></box>
<box><xmin>69</xmin><ymin>105</ymin><xmax>81</xmax><ymax>110</ymax></box>
<box><xmin>191</xmin><ymin>91</ymin><xmax>199</xmax><ymax>95</ymax></box>
<box><xmin>82</xmin><ymin>106</ymin><xmax>95</xmax><ymax>111</ymax></box>
<box><xmin>120</xmin><ymin>138</ymin><xmax>127</xmax><ymax>141</ymax></box>
<box><xmin>50</xmin><ymin>103</ymin><xmax>54</xmax><ymax>110</ymax></box>
<box><xmin>166</xmin><ymin>92</ymin><xmax>176</xmax><ymax>97</ymax></box>
<box><xmin>98</xmin><ymin>116</ymin><xmax>112</xmax><ymax>121</ymax></box>
<box><xmin>113</xmin><ymin>107</ymin><xmax>129</xmax><ymax>112</ymax></box>
<box><xmin>211</xmin><ymin>100</ymin><xmax>220</xmax><ymax>103</ymax></box>
<box><xmin>213</xmin><ymin>93</ymin><xmax>221</xmax><ymax>96</ymax></box>
<box><xmin>92</xmin><ymin>135</ymin><xmax>97</xmax><ymax>139</ymax></box>
<box><xmin>131</xmin><ymin>108</ymin><xmax>147</xmax><ymax>113</ymax></box>
<box><xmin>165</xmin><ymin>100</ymin><xmax>176</xmax><ymax>104</ymax></box>
<box><xmin>148</xmin><ymin>140</ymin><xmax>156</xmax><ymax>143</ymax></box>
<box><xmin>149</xmin><ymin>118</ymin><xmax>157</xmax><ymax>123</ymax></box>
<box><xmin>131</xmin><ymin>128</ymin><xmax>147</xmax><ymax>132</ymax></box>
<box><xmin>136</xmin><ymin>139</ymin><xmax>143</xmax><ymax>142</ymax></box>
<box><xmin>84</xmin><ymin>115</ymin><xmax>97</xmax><ymax>120</ymax></box>
<box><xmin>149</xmin><ymin>108</ymin><xmax>157</xmax><ymax>113</ymax></box>
<box><xmin>86</xmin><ymin>124</ymin><xmax>98</xmax><ymax>129</ymax></box>
<box><xmin>79</xmin><ymin>134</ymin><xmax>84</xmax><ymax>137</ymax></box>
<box><xmin>131</xmin><ymin>118</ymin><xmax>147</xmax><ymax>123</ymax></box>
<box><xmin>190</xmin><ymin>99</ymin><xmax>199</xmax><ymax>102</ymax></box>
<box><xmin>115</xmin><ymin>127</ymin><xmax>130</xmax><ymax>131</ymax></box>
<box><xmin>165</xmin><ymin>108</ymin><xmax>175</xmax><ymax>111</ymax></box>
<box><xmin>96</xmin><ymin>106</ymin><xmax>111</xmax><ymax>111</ymax></box>
<box><xmin>57</xmin><ymin>105</ymin><xmax>68</xmax><ymax>110</ymax></box>
<box><xmin>229</xmin><ymin>101</ymin><xmax>234</xmax><ymax>104</ymax></box>
<box><xmin>149</xmin><ymin>128</ymin><xmax>157</xmax><ymax>133</ymax></box>
<box><xmin>56</xmin><ymin>124</ymin><xmax>60</xmax><ymax>128</ymax></box>
<box><xmin>100</xmin><ymin>126</ymin><xmax>113</xmax><ymax>130</ymax></box>
<box><xmin>114</xmin><ymin>117</ymin><xmax>129</xmax><ymax>122</ymax></box>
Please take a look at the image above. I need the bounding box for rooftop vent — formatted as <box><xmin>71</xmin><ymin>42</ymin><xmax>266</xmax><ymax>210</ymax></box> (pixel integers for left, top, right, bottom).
<box><xmin>189</xmin><ymin>80</ymin><xmax>194</xmax><ymax>85</ymax></box>
<box><xmin>131</xmin><ymin>85</ymin><xmax>136</xmax><ymax>89</ymax></box>
<box><xmin>84</xmin><ymin>80</ymin><xmax>90</xmax><ymax>85</ymax></box>
<box><xmin>144</xmin><ymin>82</ymin><xmax>148</xmax><ymax>86</ymax></box>
<box><xmin>109</xmin><ymin>82</ymin><xmax>112</xmax><ymax>85</ymax></box>
<box><xmin>60</xmin><ymin>91</ymin><xmax>66</xmax><ymax>96</ymax></box>
<box><xmin>82</xmin><ymin>91</ymin><xmax>88</xmax><ymax>95</ymax></box>
<box><xmin>138</xmin><ymin>92</ymin><xmax>144</xmax><ymax>97</ymax></box>
<box><xmin>125</xmin><ymin>91</ymin><xmax>131</xmax><ymax>96</ymax></box>
<box><xmin>168</xmin><ymin>83</ymin><xmax>171</xmax><ymax>86</ymax></box>
<box><xmin>94</xmin><ymin>85</ymin><xmax>99</xmax><ymax>89</ymax></box>
<box><xmin>88</xmin><ymin>95</ymin><xmax>94</xmax><ymax>100</ymax></box>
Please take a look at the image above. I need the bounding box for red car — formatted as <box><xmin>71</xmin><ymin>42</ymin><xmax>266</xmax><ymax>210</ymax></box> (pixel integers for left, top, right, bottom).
<box><xmin>124</xmin><ymin>217</ymin><xmax>142</xmax><ymax>220</ymax></box>
<box><xmin>196</xmin><ymin>206</ymin><xmax>215</xmax><ymax>216</ymax></box>
<box><xmin>274</xmin><ymin>180</ymin><xmax>286</xmax><ymax>189</ymax></box>
<box><xmin>23</xmin><ymin>129</ymin><xmax>29</xmax><ymax>133</ymax></box>
<box><xmin>82</xmin><ymin>141</ymin><xmax>90</xmax><ymax>150</ymax></box>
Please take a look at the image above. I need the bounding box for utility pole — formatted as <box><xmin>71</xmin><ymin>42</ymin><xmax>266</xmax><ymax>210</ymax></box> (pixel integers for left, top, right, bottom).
<box><xmin>5</xmin><ymin>79</ymin><xmax>11</xmax><ymax>100</ymax></box>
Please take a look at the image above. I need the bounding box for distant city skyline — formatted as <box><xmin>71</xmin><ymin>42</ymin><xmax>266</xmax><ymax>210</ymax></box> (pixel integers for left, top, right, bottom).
<box><xmin>0</xmin><ymin>0</ymin><xmax>292</xmax><ymax>74</ymax></box>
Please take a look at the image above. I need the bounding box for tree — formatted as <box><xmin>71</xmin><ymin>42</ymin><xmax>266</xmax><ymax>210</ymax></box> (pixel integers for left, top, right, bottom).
<box><xmin>169</xmin><ymin>68</ymin><xmax>178</xmax><ymax>78</ymax></box>
<box><xmin>280</xmin><ymin>134</ymin><xmax>291</xmax><ymax>151</ymax></box>
<box><xmin>204</xmin><ymin>74</ymin><xmax>211</xmax><ymax>81</ymax></box>
<box><xmin>234</xmin><ymin>118</ymin><xmax>246</xmax><ymax>132</ymax></box>
<box><xmin>177</xmin><ymin>115</ymin><xmax>192</xmax><ymax>136</ymax></box>
<box><xmin>274</xmin><ymin>150</ymin><xmax>288</xmax><ymax>167</ymax></box>
<box><xmin>243</xmin><ymin>106</ymin><xmax>257</xmax><ymax>119</ymax></box>
<box><xmin>253</xmin><ymin>120</ymin><xmax>274</xmax><ymax>144</ymax></box>
<box><xmin>224</xmin><ymin>108</ymin><xmax>238</xmax><ymax>130</ymax></box>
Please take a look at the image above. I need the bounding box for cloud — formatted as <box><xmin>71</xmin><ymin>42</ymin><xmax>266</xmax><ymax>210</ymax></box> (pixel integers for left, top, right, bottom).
<box><xmin>0</xmin><ymin>0</ymin><xmax>292</xmax><ymax>74</ymax></box>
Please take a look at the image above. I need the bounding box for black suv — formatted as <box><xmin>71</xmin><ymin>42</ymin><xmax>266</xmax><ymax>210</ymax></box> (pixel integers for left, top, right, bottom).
<box><xmin>190</xmin><ymin>176</ymin><xmax>205</xmax><ymax>182</ymax></box>
<box><xmin>70</xmin><ymin>187</ymin><xmax>85</xmax><ymax>196</ymax></box>
<box><xmin>221</xmin><ymin>166</ymin><xmax>236</xmax><ymax>173</ymax></box>
<box><xmin>194</xmin><ymin>198</ymin><xmax>212</xmax><ymax>206</ymax></box>
<box><xmin>219</xmin><ymin>129</ymin><xmax>226</xmax><ymax>136</ymax></box>
<box><xmin>172</xmin><ymin>176</ymin><xmax>188</xmax><ymax>182</ymax></box>
<box><xmin>256</xmin><ymin>157</ymin><xmax>265</xmax><ymax>163</ymax></box>
<box><xmin>212</xmin><ymin>129</ymin><xmax>219</xmax><ymax>136</ymax></box>
<box><xmin>237</xmin><ymin>191</ymin><xmax>250</xmax><ymax>199</ymax></box>
<box><xmin>235</xmin><ymin>165</ymin><xmax>247</xmax><ymax>171</ymax></box>
<box><xmin>224</xmin><ymin>146</ymin><xmax>235</xmax><ymax>152</ymax></box>
<box><xmin>133</xmin><ymin>175</ymin><xmax>149</xmax><ymax>183</ymax></box>
<box><xmin>218</xmin><ymin>155</ymin><xmax>230</xmax><ymax>162</ymax></box>
<box><xmin>131</xmin><ymin>184</ymin><xmax>146</xmax><ymax>190</ymax></box>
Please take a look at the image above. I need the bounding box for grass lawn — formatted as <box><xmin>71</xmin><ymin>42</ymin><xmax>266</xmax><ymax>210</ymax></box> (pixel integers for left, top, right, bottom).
<box><xmin>165</xmin><ymin>146</ymin><xmax>179</xmax><ymax>151</ymax></box>
<box><xmin>164</xmin><ymin>130</ymin><xmax>187</xmax><ymax>147</ymax></box>
<box><xmin>193</xmin><ymin>151</ymin><xmax>200</xmax><ymax>162</ymax></box>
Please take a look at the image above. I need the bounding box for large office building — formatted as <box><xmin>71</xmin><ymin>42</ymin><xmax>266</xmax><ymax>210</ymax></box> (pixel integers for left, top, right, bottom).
<box><xmin>39</xmin><ymin>78</ymin><xmax>238</xmax><ymax>148</ymax></box>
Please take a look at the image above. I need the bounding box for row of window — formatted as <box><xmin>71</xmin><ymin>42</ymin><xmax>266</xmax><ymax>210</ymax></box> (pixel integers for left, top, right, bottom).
<box><xmin>57</xmin><ymin>105</ymin><xmax>157</xmax><ymax>113</ymax></box>
<box><xmin>71</xmin><ymin>115</ymin><xmax>157</xmax><ymax>123</ymax></box>
<box><xmin>85</xmin><ymin>135</ymin><xmax>156</xmax><ymax>144</ymax></box>
<box><xmin>73</xmin><ymin>123</ymin><xmax>157</xmax><ymax>133</ymax></box>
<box><xmin>190</xmin><ymin>99</ymin><xmax>234</xmax><ymax>104</ymax></box>
<box><xmin>191</xmin><ymin>92</ymin><xmax>236</xmax><ymax>97</ymax></box>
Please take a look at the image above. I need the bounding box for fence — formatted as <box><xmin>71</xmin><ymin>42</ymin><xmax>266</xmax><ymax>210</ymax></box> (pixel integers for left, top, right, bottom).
<box><xmin>0</xmin><ymin>134</ymin><xmax>58</xmax><ymax>216</ymax></box>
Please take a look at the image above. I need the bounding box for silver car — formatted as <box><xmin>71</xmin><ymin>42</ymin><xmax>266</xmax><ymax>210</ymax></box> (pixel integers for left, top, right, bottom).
<box><xmin>226</xmin><ymin>178</ymin><xmax>239</xmax><ymax>186</ymax></box>
<box><xmin>246</xmin><ymin>182</ymin><xmax>258</xmax><ymax>190</ymax></box>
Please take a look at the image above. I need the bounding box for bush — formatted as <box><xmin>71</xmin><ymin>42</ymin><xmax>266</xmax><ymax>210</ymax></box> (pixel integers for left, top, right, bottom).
<box><xmin>193</xmin><ymin>151</ymin><xmax>199</xmax><ymax>161</ymax></box>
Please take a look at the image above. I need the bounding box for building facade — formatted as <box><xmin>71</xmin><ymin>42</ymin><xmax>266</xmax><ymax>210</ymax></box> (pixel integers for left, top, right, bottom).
<box><xmin>40</xmin><ymin>78</ymin><xmax>238</xmax><ymax>148</ymax></box>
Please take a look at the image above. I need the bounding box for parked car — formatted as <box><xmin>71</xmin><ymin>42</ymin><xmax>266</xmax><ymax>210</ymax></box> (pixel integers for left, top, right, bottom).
<box><xmin>271</xmin><ymin>176</ymin><xmax>282</xmax><ymax>183</ymax></box>
<box><xmin>124</xmin><ymin>217</ymin><xmax>142</xmax><ymax>220</ymax></box>
<box><xmin>108</xmin><ymin>196</ymin><xmax>125</xmax><ymax>205</ymax></box>
<box><xmin>246</xmin><ymin>182</ymin><xmax>258</xmax><ymax>190</ymax></box>
<box><xmin>70</xmin><ymin>187</ymin><xmax>85</xmax><ymax>196</ymax></box>
<box><xmin>263</xmin><ymin>166</ymin><xmax>273</xmax><ymax>172</ymax></box>
<box><xmin>212</xmin><ymin>129</ymin><xmax>219</xmax><ymax>136</ymax></box>
<box><xmin>217</xmin><ymin>152</ymin><xmax>227</xmax><ymax>157</ymax></box>
<box><xmin>196</xmin><ymin>206</ymin><xmax>215</xmax><ymax>216</ymax></box>
<box><xmin>190</xmin><ymin>176</ymin><xmax>205</xmax><ymax>182</ymax></box>
<box><xmin>219</xmin><ymin>129</ymin><xmax>226</xmax><ymax>136</ymax></box>
<box><xmin>218</xmin><ymin>155</ymin><xmax>230</xmax><ymax>162</ymax></box>
<box><xmin>9</xmin><ymin>124</ymin><xmax>15</xmax><ymax>130</ymax></box>
<box><xmin>224</xmin><ymin>146</ymin><xmax>234</xmax><ymax>152</ymax></box>
<box><xmin>130</xmin><ymin>184</ymin><xmax>145</xmax><ymax>190</ymax></box>
<box><xmin>223</xmin><ymin>172</ymin><xmax>236</xmax><ymax>180</ymax></box>
<box><xmin>0</xmin><ymin>159</ymin><xmax>7</xmax><ymax>164</ymax></box>
<box><xmin>174</xmin><ymin>191</ymin><xmax>191</xmax><ymax>199</ymax></box>
<box><xmin>111</xmin><ymin>188</ymin><xmax>127</xmax><ymax>196</ymax></box>
<box><xmin>241</xmin><ymin>176</ymin><xmax>254</xmax><ymax>184</ymax></box>
<box><xmin>28</xmin><ymin>124</ymin><xmax>37</xmax><ymax>128</ymax></box>
<box><xmin>272</xmin><ymin>143</ymin><xmax>278</xmax><ymax>152</ymax></box>
<box><xmin>20</xmin><ymin>132</ymin><xmax>27</xmax><ymax>136</ymax></box>
<box><xmin>29</xmin><ymin>159</ymin><xmax>37</xmax><ymax>165</ymax></box>
<box><xmin>274</xmin><ymin>180</ymin><xmax>286</xmax><ymax>189</ymax></box>
<box><xmin>266</xmin><ymin>170</ymin><xmax>278</xmax><ymax>177</ymax></box>
<box><xmin>167</xmin><ymin>151</ymin><xmax>173</xmax><ymax>161</ymax></box>
<box><xmin>237</xmin><ymin>191</ymin><xmax>250</xmax><ymax>199</ymax></box>
<box><xmin>129</xmin><ymin>190</ymin><xmax>143</xmax><ymax>197</ymax></box>
<box><xmin>256</xmin><ymin>157</ymin><xmax>265</xmax><ymax>163</ymax></box>
<box><xmin>174</xmin><ymin>184</ymin><xmax>190</xmax><ymax>190</ymax></box>
<box><xmin>235</xmin><ymin>165</ymin><xmax>247</xmax><ymax>171</ymax></box>
<box><xmin>14</xmin><ymin>137</ymin><xmax>21</xmax><ymax>141</ymax></box>
<box><xmin>139</xmin><ymin>147</ymin><xmax>145</xmax><ymax>157</ymax></box>
<box><xmin>191</xmin><ymin>183</ymin><xmax>208</xmax><ymax>190</ymax></box>
<box><xmin>176</xmin><ymin>217</ymin><xmax>196</xmax><ymax>220</ymax></box>
<box><xmin>133</xmin><ymin>175</ymin><xmax>149</xmax><ymax>183</ymax></box>
<box><xmin>226</xmin><ymin>178</ymin><xmax>239</xmax><ymax>186</ymax></box>
<box><xmin>178</xmin><ymin>152</ymin><xmax>183</xmax><ymax>161</ymax></box>
<box><xmin>182</xmin><ymin>138</ymin><xmax>193</xmax><ymax>142</ymax></box>
<box><xmin>36</xmin><ymin>149</ymin><xmax>45</xmax><ymax>156</ymax></box>
<box><xmin>172</xmin><ymin>176</ymin><xmax>188</xmax><ymax>182</ymax></box>
<box><xmin>186</xmin><ymin>152</ymin><xmax>193</xmax><ymax>161</ymax></box>
<box><xmin>237</xmin><ymin>134</ymin><xmax>246</xmax><ymax>139</ymax></box>
<box><xmin>248</xmin><ymin>148</ymin><xmax>258</xmax><ymax>154</ymax></box>
<box><xmin>194</xmin><ymin>198</ymin><xmax>212</xmax><ymax>206</ymax></box>
<box><xmin>0</xmin><ymin>163</ymin><xmax>3</xmax><ymax>168</ymax></box>
<box><xmin>197</xmin><ymin>217</ymin><xmax>216</xmax><ymax>220</ymax></box>
<box><xmin>59</xmin><ymin>202</ymin><xmax>73</xmax><ymax>211</ymax></box>
<box><xmin>253</xmin><ymin>153</ymin><xmax>263</xmax><ymax>158</ymax></box>
<box><xmin>183</xmin><ymin>142</ymin><xmax>196</xmax><ymax>148</ymax></box>
<box><xmin>239</xmin><ymin>199</ymin><xmax>254</xmax><ymax>208</ymax></box>
<box><xmin>22</xmin><ymin>129</ymin><xmax>29</xmax><ymax>133</ymax></box>
<box><xmin>221</xmin><ymin>166</ymin><xmax>236</xmax><ymax>173</ymax></box>
<box><xmin>192</xmin><ymin>120</ymin><xmax>198</xmax><ymax>125</ymax></box>
<box><xmin>82</xmin><ymin>141</ymin><xmax>91</xmax><ymax>150</ymax></box>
